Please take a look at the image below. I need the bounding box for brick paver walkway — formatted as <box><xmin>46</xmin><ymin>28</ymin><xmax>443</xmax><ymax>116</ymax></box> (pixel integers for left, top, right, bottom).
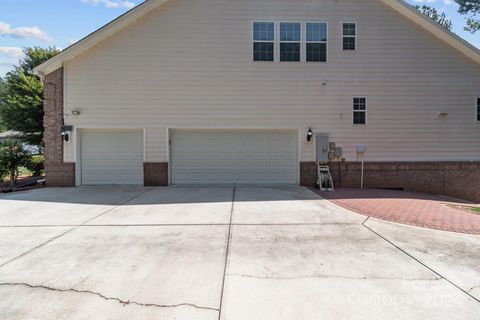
<box><xmin>313</xmin><ymin>188</ymin><xmax>480</xmax><ymax>235</ymax></box>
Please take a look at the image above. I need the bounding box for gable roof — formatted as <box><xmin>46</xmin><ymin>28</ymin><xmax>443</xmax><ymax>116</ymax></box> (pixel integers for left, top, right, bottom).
<box><xmin>34</xmin><ymin>0</ymin><xmax>167</xmax><ymax>76</ymax></box>
<box><xmin>381</xmin><ymin>0</ymin><xmax>480</xmax><ymax>65</ymax></box>
<box><xmin>34</xmin><ymin>0</ymin><xmax>480</xmax><ymax>75</ymax></box>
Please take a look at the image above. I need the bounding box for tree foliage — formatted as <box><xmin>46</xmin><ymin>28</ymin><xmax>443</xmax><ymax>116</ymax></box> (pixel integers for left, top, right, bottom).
<box><xmin>455</xmin><ymin>0</ymin><xmax>480</xmax><ymax>33</ymax></box>
<box><xmin>0</xmin><ymin>47</ymin><xmax>60</xmax><ymax>146</ymax></box>
<box><xmin>25</xmin><ymin>154</ymin><xmax>45</xmax><ymax>177</ymax></box>
<box><xmin>0</xmin><ymin>140</ymin><xmax>31</xmax><ymax>187</ymax></box>
<box><xmin>0</xmin><ymin>78</ymin><xmax>6</xmax><ymax>132</ymax></box>
<box><xmin>415</xmin><ymin>5</ymin><xmax>453</xmax><ymax>30</ymax></box>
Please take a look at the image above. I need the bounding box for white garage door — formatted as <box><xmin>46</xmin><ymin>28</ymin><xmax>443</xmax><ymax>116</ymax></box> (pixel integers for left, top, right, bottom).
<box><xmin>81</xmin><ymin>130</ymin><xmax>144</xmax><ymax>185</ymax></box>
<box><xmin>171</xmin><ymin>129</ymin><xmax>298</xmax><ymax>185</ymax></box>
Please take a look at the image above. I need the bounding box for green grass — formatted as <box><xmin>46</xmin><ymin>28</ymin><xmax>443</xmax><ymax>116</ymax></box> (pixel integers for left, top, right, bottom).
<box><xmin>17</xmin><ymin>167</ymin><xmax>32</xmax><ymax>177</ymax></box>
<box><xmin>469</xmin><ymin>207</ymin><xmax>480</xmax><ymax>214</ymax></box>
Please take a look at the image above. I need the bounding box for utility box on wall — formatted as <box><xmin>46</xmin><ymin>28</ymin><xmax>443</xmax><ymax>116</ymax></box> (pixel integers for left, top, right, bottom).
<box><xmin>316</xmin><ymin>134</ymin><xmax>329</xmax><ymax>162</ymax></box>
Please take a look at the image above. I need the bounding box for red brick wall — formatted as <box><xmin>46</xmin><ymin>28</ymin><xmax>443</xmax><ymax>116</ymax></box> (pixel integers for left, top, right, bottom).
<box><xmin>301</xmin><ymin>161</ymin><xmax>480</xmax><ymax>203</ymax></box>
<box><xmin>43</xmin><ymin>68</ymin><xmax>75</xmax><ymax>187</ymax></box>
<box><xmin>144</xmin><ymin>162</ymin><xmax>168</xmax><ymax>186</ymax></box>
<box><xmin>300</xmin><ymin>162</ymin><xmax>317</xmax><ymax>187</ymax></box>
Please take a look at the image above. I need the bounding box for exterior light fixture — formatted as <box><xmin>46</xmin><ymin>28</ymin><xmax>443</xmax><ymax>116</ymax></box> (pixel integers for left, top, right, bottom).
<box><xmin>321</xmin><ymin>80</ymin><xmax>328</xmax><ymax>85</ymax></box>
<box><xmin>71</xmin><ymin>110</ymin><xmax>81</xmax><ymax>116</ymax></box>
<box><xmin>61</xmin><ymin>125</ymin><xmax>73</xmax><ymax>143</ymax></box>
<box><xmin>307</xmin><ymin>128</ymin><xmax>313</xmax><ymax>142</ymax></box>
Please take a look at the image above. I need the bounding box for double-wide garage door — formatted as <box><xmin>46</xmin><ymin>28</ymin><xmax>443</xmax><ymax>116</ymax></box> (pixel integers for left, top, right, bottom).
<box><xmin>171</xmin><ymin>129</ymin><xmax>298</xmax><ymax>185</ymax></box>
<box><xmin>81</xmin><ymin>130</ymin><xmax>144</xmax><ymax>185</ymax></box>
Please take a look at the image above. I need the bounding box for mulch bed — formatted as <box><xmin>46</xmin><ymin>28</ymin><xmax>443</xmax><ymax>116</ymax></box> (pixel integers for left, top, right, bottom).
<box><xmin>1</xmin><ymin>176</ymin><xmax>45</xmax><ymax>193</ymax></box>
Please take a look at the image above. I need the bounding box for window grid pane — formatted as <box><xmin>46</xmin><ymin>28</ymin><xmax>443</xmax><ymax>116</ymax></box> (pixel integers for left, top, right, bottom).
<box><xmin>253</xmin><ymin>22</ymin><xmax>274</xmax><ymax>61</ymax></box>
<box><xmin>353</xmin><ymin>112</ymin><xmax>366</xmax><ymax>125</ymax></box>
<box><xmin>306</xmin><ymin>23</ymin><xmax>327</xmax><ymax>42</ymax></box>
<box><xmin>306</xmin><ymin>23</ymin><xmax>327</xmax><ymax>62</ymax></box>
<box><xmin>280</xmin><ymin>43</ymin><xmax>300</xmax><ymax>62</ymax></box>
<box><xmin>477</xmin><ymin>98</ymin><xmax>480</xmax><ymax>122</ymax></box>
<box><xmin>306</xmin><ymin>43</ymin><xmax>326</xmax><ymax>62</ymax></box>
<box><xmin>343</xmin><ymin>23</ymin><xmax>356</xmax><ymax>36</ymax></box>
<box><xmin>353</xmin><ymin>98</ymin><xmax>367</xmax><ymax>124</ymax></box>
<box><xmin>280</xmin><ymin>22</ymin><xmax>301</xmax><ymax>62</ymax></box>
<box><xmin>342</xmin><ymin>23</ymin><xmax>356</xmax><ymax>50</ymax></box>
<box><xmin>280</xmin><ymin>22</ymin><xmax>301</xmax><ymax>41</ymax></box>
<box><xmin>253</xmin><ymin>22</ymin><xmax>274</xmax><ymax>41</ymax></box>
<box><xmin>343</xmin><ymin>37</ymin><xmax>356</xmax><ymax>50</ymax></box>
<box><xmin>253</xmin><ymin>42</ymin><xmax>274</xmax><ymax>61</ymax></box>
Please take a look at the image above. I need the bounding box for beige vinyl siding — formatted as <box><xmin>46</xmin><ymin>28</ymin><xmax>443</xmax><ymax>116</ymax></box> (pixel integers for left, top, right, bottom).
<box><xmin>63</xmin><ymin>0</ymin><xmax>480</xmax><ymax>163</ymax></box>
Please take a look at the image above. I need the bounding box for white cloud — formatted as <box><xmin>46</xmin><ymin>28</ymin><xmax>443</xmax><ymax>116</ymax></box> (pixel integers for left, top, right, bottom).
<box><xmin>0</xmin><ymin>21</ymin><xmax>53</xmax><ymax>43</ymax></box>
<box><xmin>0</xmin><ymin>47</ymin><xmax>24</xmax><ymax>76</ymax></box>
<box><xmin>0</xmin><ymin>47</ymin><xmax>24</xmax><ymax>59</ymax></box>
<box><xmin>82</xmin><ymin>0</ymin><xmax>136</xmax><ymax>9</ymax></box>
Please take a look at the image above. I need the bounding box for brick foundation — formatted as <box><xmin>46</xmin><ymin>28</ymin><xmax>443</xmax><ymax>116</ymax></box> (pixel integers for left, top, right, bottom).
<box><xmin>144</xmin><ymin>162</ymin><xmax>169</xmax><ymax>186</ymax></box>
<box><xmin>44</xmin><ymin>163</ymin><xmax>76</xmax><ymax>187</ymax></box>
<box><xmin>43</xmin><ymin>68</ymin><xmax>75</xmax><ymax>187</ymax></box>
<box><xmin>300</xmin><ymin>162</ymin><xmax>317</xmax><ymax>187</ymax></box>
<box><xmin>301</xmin><ymin>161</ymin><xmax>480</xmax><ymax>203</ymax></box>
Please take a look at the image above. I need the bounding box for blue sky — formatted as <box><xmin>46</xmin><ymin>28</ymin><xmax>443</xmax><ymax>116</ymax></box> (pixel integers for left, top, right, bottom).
<box><xmin>0</xmin><ymin>0</ymin><xmax>478</xmax><ymax>76</ymax></box>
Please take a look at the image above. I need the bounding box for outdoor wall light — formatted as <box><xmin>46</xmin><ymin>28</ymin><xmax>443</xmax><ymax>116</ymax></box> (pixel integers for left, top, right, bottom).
<box><xmin>321</xmin><ymin>79</ymin><xmax>328</xmax><ymax>85</ymax></box>
<box><xmin>307</xmin><ymin>128</ymin><xmax>314</xmax><ymax>142</ymax></box>
<box><xmin>62</xmin><ymin>125</ymin><xmax>73</xmax><ymax>143</ymax></box>
<box><xmin>71</xmin><ymin>110</ymin><xmax>81</xmax><ymax>116</ymax></box>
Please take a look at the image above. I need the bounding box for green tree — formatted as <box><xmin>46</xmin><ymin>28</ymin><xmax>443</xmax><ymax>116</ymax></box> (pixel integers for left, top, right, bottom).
<box><xmin>0</xmin><ymin>47</ymin><xmax>60</xmax><ymax>146</ymax></box>
<box><xmin>0</xmin><ymin>78</ymin><xmax>6</xmax><ymax>132</ymax></box>
<box><xmin>455</xmin><ymin>0</ymin><xmax>480</xmax><ymax>33</ymax></box>
<box><xmin>415</xmin><ymin>5</ymin><xmax>453</xmax><ymax>30</ymax></box>
<box><xmin>0</xmin><ymin>140</ymin><xmax>31</xmax><ymax>188</ymax></box>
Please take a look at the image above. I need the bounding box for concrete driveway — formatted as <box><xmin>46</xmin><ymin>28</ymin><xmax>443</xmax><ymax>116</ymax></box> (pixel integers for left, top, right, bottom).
<box><xmin>0</xmin><ymin>186</ymin><xmax>479</xmax><ymax>319</ymax></box>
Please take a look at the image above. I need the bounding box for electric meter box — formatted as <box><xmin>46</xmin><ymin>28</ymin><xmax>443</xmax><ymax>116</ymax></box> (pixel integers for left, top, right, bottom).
<box><xmin>316</xmin><ymin>134</ymin><xmax>329</xmax><ymax>162</ymax></box>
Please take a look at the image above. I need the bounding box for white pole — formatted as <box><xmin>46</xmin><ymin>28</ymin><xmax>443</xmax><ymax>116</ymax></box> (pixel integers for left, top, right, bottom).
<box><xmin>360</xmin><ymin>155</ymin><xmax>364</xmax><ymax>189</ymax></box>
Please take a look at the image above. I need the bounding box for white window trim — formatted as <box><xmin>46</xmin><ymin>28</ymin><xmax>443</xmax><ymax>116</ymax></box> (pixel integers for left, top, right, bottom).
<box><xmin>279</xmin><ymin>21</ymin><xmax>302</xmax><ymax>62</ymax></box>
<box><xmin>353</xmin><ymin>96</ymin><xmax>367</xmax><ymax>125</ymax></box>
<box><xmin>304</xmin><ymin>22</ymin><xmax>328</xmax><ymax>63</ymax></box>
<box><xmin>252</xmin><ymin>21</ymin><xmax>275</xmax><ymax>62</ymax></box>
<box><xmin>476</xmin><ymin>96</ymin><xmax>480</xmax><ymax>123</ymax></box>
<box><xmin>342</xmin><ymin>21</ymin><xmax>357</xmax><ymax>51</ymax></box>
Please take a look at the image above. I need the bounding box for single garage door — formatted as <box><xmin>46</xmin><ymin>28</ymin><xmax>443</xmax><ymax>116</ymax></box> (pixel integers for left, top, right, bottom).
<box><xmin>81</xmin><ymin>130</ymin><xmax>144</xmax><ymax>185</ymax></box>
<box><xmin>171</xmin><ymin>129</ymin><xmax>298</xmax><ymax>185</ymax></box>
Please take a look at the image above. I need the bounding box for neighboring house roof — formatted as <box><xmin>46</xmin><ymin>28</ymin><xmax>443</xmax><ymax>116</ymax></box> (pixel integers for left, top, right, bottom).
<box><xmin>0</xmin><ymin>131</ymin><xmax>22</xmax><ymax>139</ymax></box>
<box><xmin>33</xmin><ymin>0</ymin><xmax>480</xmax><ymax>76</ymax></box>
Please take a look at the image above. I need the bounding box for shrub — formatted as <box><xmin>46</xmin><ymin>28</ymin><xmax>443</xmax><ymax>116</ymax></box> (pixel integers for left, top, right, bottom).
<box><xmin>26</xmin><ymin>154</ymin><xmax>45</xmax><ymax>177</ymax></box>
<box><xmin>0</xmin><ymin>161</ymin><xmax>7</xmax><ymax>183</ymax></box>
<box><xmin>0</xmin><ymin>140</ymin><xmax>31</xmax><ymax>188</ymax></box>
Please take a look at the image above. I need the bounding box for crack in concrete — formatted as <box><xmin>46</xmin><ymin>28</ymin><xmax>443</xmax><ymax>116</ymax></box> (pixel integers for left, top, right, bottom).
<box><xmin>0</xmin><ymin>282</ymin><xmax>219</xmax><ymax>312</ymax></box>
<box><xmin>217</xmin><ymin>186</ymin><xmax>236</xmax><ymax>320</ymax></box>
<box><xmin>227</xmin><ymin>273</ymin><xmax>442</xmax><ymax>282</ymax></box>
<box><xmin>0</xmin><ymin>188</ymin><xmax>154</xmax><ymax>269</ymax></box>
<box><xmin>362</xmin><ymin>223</ymin><xmax>480</xmax><ymax>304</ymax></box>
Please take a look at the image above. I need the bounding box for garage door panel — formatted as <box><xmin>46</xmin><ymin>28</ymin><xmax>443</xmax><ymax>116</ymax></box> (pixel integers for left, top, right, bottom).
<box><xmin>81</xmin><ymin>130</ymin><xmax>143</xmax><ymax>185</ymax></box>
<box><xmin>171</xmin><ymin>129</ymin><xmax>298</xmax><ymax>185</ymax></box>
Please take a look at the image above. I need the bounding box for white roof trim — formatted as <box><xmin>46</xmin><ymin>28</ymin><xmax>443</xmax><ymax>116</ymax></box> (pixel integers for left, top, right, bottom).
<box><xmin>34</xmin><ymin>0</ymin><xmax>480</xmax><ymax>75</ymax></box>
<box><xmin>34</xmin><ymin>0</ymin><xmax>167</xmax><ymax>76</ymax></box>
<box><xmin>381</xmin><ymin>0</ymin><xmax>480</xmax><ymax>65</ymax></box>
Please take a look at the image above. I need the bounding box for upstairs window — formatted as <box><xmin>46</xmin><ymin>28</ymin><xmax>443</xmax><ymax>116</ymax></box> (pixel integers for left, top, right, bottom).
<box><xmin>306</xmin><ymin>22</ymin><xmax>327</xmax><ymax>62</ymax></box>
<box><xmin>353</xmin><ymin>97</ymin><xmax>367</xmax><ymax>124</ymax></box>
<box><xmin>342</xmin><ymin>22</ymin><xmax>356</xmax><ymax>50</ymax></box>
<box><xmin>253</xmin><ymin>22</ymin><xmax>274</xmax><ymax>61</ymax></box>
<box><xmin>477</xmin><ymin>97</ymin><xmax>480</xmax><ymax>122</ymax></box>
<box><xmin>280</xmin><ymin>22</ymin><xmax>301</xmax><ymax>62</ymax></box>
